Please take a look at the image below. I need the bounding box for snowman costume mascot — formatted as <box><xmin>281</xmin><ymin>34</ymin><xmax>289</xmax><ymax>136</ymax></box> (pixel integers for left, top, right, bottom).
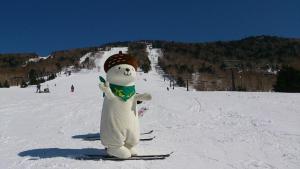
<box><xmin>99</xmin><ymin>51</ymin><xmax>152</xmax><ymax>158</ymax></box>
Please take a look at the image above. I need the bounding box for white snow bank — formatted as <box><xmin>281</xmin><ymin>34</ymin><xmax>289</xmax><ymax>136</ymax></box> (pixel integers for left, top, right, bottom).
<box><xmin>0</xmin><ymin>47</ymin><xmax>299</xmax><ymax>169</ymax></box>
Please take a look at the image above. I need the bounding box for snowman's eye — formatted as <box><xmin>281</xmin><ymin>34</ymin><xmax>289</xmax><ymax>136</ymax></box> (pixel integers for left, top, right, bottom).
<box><xmin>118</xmin><ymin>67</ymin><xmax>121</xmax><ymax>69</ymax></box>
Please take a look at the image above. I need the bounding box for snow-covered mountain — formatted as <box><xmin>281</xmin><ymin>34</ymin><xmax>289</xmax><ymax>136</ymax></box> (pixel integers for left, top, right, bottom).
<box><xmin>0</xmin><ymin>47</ymin><xmax>299</xmax><ymax>169</ymax></box>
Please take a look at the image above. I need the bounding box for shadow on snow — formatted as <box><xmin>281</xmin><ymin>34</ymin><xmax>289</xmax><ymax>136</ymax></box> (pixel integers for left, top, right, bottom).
<box><xmin>18</xmin><ymin>148</ymin><xmax>106</xmax><ymax>159</ymax></box>
<box><xmin>72</xmin><ymin>133</ymin><xmax>101</xmax><ymax>141</ymax></box>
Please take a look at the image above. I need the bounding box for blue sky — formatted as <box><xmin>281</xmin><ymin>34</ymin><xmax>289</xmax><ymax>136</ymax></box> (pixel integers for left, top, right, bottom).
<box><xmin>0</xmin><ymin>0</ymin><xmax>299</xmax><ymax>56</ymax></box>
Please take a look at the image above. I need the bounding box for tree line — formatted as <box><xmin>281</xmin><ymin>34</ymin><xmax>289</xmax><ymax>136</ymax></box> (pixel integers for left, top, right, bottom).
<box><xmin>151</xmin><ymin>36</ymin><xmax>300</xmax><ymax>92</ymax></box>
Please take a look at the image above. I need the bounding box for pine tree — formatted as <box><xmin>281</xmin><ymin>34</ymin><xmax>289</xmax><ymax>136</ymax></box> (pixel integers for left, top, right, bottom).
<box><xmin>20</xmin><ymin>80</ymin><xmax>28</xmax><ymax>88</ymax></box>
<box><xmin>274</xmin><ymin>66</ymin><xmax>300</xmax><ymax>92</ymax></box>
<box><xmin>0</xmin><ymin>82</ymin><xmax>2</xmax><ymax>88</ymax></box>
<box><xmin>47</xmin><ymin>73</ymin><xmax>57</xmax><ymax>81</ymax></box>
<box><xmin>176</xmin><ymin>77</ymin><xmax>185</xmax><ymax>87</ymax></box>
<box><xmin>28</xmin><ymin>69</ymin><xmax>38</xmax><ymax>85</ymax></box>
<box><xmin>3</xmin><ymin>80</ymin><xmax>10</xmax><ymax>88</ymax></box>
<box><xmin>141</xmin><ymin>64</ymin><xmax>151</xmax><ymax>73</ymax></box>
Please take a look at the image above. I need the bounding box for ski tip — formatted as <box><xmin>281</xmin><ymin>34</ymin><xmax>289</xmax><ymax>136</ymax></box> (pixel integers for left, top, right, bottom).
<box><xmin>159</xmin><ymin>151</ymin><xmax>174</xmax><ymax>157</ymax></box>
<box><xmin>143</xmin><ymin>130</ymin><xmax>154</xmax><ymax>135</ymax></box>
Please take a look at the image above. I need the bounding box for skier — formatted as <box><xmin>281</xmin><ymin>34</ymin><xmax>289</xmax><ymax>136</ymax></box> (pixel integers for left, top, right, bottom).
<box><xmin>71</xmin><ymin>84</ymin><xmax>74</xmax><ymax>92</ymax></box>
<box><xmin>36</xmin><ymin>83</ymin><xmax>41</xmax><ymax>93</ymax></box>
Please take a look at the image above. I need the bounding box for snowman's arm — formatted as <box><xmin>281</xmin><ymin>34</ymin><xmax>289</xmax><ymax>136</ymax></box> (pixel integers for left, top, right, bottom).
<box><xmin>99</xmin><ymin>82</ymin><xmax>115</xmax><ymax>100</ymax></box>
<box><xmin>135</xmin><ymin>93</ymin><xmax>152</xmax><ymax>101</ymax></box>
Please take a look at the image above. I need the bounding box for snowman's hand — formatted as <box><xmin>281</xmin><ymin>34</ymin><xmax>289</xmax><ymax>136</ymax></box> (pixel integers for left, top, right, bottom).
<box><xmin>135</xmin><ymin>93</ymin><xmax>152</xmax><ymax>101</ymax></box>
<box><xmin>99</xmin><ymin>82</ymin><xmax>115</xmax><ymax>100</ymax></box>
<box><xmin>98</xmin><ymin>82</ymin><xmax>107</xmax><ymax>92</ymax></box>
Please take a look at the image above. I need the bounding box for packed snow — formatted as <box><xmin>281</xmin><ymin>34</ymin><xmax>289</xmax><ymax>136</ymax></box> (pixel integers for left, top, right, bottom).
<box><xmin>0</xmin><ymin>47</ymin><xmax>300</xmax><ymax>169</ymax></box>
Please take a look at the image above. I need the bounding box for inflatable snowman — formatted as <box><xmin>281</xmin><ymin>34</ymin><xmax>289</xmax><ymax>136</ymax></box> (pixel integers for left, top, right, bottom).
<box><xmin>99</xmin><ymin>51</ymin><xmax>152</xmax><ymax>158</ymax></box>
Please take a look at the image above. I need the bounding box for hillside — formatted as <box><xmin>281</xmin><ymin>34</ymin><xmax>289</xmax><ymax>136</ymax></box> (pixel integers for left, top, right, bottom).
<box><xmin>152</xmin><ymin>36</ymin><xmax>300</xmax><ymax>91</ymax></box>
<box><xmin>1</xmin><ymin>35</ymin><xmax>300</xmax><ymax>91</ymax></box>
<box><xmin>0</xmin><ymin>42</ymin><xmax>151</xmax><ymax>87</ymax></box>
<box><xmin>0</xmin><ymin>47</ymin><xmax>299</xmax><ymax>169</ymax></box>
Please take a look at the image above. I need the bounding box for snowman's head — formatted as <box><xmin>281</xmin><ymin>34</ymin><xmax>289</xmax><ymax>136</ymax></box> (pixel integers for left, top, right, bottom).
<box><xmin>104</xmin><ymin>51</ymin><xmax>138</xmax><ymax>86</ymax></box>
<box><xmin>106</xmin><ymin>64</ymin><xmax>136</xmax><ymax>86</ymax></box>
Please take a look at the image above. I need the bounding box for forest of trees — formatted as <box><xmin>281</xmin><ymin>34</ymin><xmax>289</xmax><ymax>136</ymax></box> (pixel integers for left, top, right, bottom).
<box><xmin>0</xmin><ymin>42</ymin><xmax>152</xmax><ymax>87</ymax></box>
<box><xmin>151</xmin><ymin>36</ymin><xmax>300</xmax><ymax>91</ymax></box>
<box><xmin>128</xmin><ymin>42</ymin><xmax>151</xmax><ymax>73</ymax></box>
<box><xmin>0</xmin><ymin>47</ymin><xmax>99</xmax><ymax>87</ymax></box>
<box><xmin>1</xmin><ymin>36</ymin><xmax>299</xmax><ymax>92</ymax></box>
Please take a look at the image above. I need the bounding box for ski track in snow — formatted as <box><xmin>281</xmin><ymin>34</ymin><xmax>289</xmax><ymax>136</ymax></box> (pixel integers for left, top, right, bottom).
<box><xmin>0</xmin><ymin>47</ymin><xmax>300</xmax><ymax>169</ymax></box>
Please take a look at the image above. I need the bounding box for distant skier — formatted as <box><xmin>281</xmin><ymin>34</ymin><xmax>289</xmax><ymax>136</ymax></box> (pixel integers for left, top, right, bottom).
<box><xmin>71</xmin><ymin>85</ymin><xmax>74</xmax><ymax>92</ymax></box>
<box><xmin>36</xmin><ymin>84</ymin><xmax>41</xmax><ymax>93</ymax></box>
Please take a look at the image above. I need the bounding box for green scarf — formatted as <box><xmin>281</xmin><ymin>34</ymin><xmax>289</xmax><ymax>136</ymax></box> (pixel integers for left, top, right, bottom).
<box><xmin>99</xmin><ymin>76</ymin><xmax>135</xmax><ymax>101</ymax></box>
<box><xmin>109</xmin><ymin>83</ymin><xmax>135</xmax><ymax>101</ymax></box>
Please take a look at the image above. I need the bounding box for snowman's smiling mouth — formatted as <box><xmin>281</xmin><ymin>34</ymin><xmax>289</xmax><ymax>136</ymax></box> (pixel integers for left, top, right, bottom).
<box><xmin>124</xmin><ymin>72</ymin><xmax>131</xmax><ymax>76</ymax></box>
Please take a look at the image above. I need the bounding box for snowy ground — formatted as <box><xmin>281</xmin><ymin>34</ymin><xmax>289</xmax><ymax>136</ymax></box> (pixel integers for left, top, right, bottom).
<box><xmin>0</xmin><ymin>47</ymin><xmax>300</xmax><ymax>169</ymax></box>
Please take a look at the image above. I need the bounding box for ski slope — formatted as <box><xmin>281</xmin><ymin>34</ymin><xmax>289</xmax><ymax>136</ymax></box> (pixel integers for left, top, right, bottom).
<box><xmin>0</xmin><ymin>47</ymin><xmax>300</xmax><ymax>169</ymax></box>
